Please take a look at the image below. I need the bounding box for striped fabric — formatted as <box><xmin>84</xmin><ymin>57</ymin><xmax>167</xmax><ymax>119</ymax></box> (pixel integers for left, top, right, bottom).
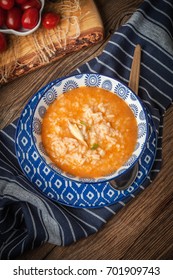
<box><xmin>0</xmin><ymin>0</ymin><xmax>173</xmax><ymax>259</ymax></box>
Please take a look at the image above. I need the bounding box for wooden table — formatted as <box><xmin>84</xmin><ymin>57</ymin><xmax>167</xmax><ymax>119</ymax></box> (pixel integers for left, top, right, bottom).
<box><xmin>0</xmin><ymin>0</ymin><xmax>173</xmax><ymax>260</ymax></box>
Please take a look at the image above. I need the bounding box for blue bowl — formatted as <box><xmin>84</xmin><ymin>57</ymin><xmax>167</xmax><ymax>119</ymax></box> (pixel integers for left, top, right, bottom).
<box><xmin>31</xmin><ymin>73</ymin><xmax>148</xmax><ymax>184</ymax></box>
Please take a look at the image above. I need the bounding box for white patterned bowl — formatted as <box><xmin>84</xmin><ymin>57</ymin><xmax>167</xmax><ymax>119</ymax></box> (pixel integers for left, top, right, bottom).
<box><xmin>31</xmin><ymin>73</ymin><xmax>148</xmax><ymax>184</ymax></box>
<box><xmin>0</xmin><ymin>0</ymin><xmax>44</xmax><ymax>36</ymax></box>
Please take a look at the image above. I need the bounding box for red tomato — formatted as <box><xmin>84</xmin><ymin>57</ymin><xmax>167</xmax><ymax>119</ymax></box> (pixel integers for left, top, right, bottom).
<box><xmin>0</xmin><ymin>32</ymin><xmax>7</xmax><ymax>52</ymax></box>
<box><xmin>21</xmin><ymin>0</ymin><xmax>41</xmax><ymax>11</ymax></box>
<box><xmin>15</xmin><ymin>0</ymin><xmax>27</xmax><ymax>4</ymax></box>
<box><xmin>42</xmin><ymin>12</ymin><xmax>60</xmax><ymax>29</ymax></box>
<box><xmin>6</xmin><ymin>7</ymin><xmax>22</xmax><ymax>30</ymax></box>
<box><xmin>21</xmin><ymin>7</ymin><xmax>39</xmax><ymax>29</ymax></box>
<box><xmin>0</xmin><ymin>7</ymin><xmax>6</xmax><ymax>27</ymax></box>
<box><xmin>0</xmin><ymin>0</ymin><xmax>14</xmax><ymax>10</ymax></box>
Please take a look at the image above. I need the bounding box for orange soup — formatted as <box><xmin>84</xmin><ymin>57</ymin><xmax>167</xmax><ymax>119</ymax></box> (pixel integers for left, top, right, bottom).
<box><xmin>41</xmin><ymin>87</ymin><xmax>137</xmax><ymax>178</ymax></box>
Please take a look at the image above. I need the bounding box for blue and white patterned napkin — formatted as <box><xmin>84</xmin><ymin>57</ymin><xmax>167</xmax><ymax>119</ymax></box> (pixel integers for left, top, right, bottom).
<box><xmin>0</xmin><ymin>0</ymin><xmax>173</xmax><ymax>259</ymax></box>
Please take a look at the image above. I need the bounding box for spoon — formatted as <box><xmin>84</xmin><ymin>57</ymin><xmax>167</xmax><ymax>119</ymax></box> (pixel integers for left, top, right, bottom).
<box><xmin>109</xmin><ymin>44</ymin><xmax>141</xmax><ymax>190</ymax></box>
<box><xmin>128</xmin><ymin>44</ymin><xmax>141</xmax><ymax>95</ymax></box>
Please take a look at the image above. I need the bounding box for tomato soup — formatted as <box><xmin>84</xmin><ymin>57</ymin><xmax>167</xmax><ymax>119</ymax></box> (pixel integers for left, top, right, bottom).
<box><xmin>41</xmin><ymin>87</ymin><xmax>137</xmax><ymax>178</ymax></box>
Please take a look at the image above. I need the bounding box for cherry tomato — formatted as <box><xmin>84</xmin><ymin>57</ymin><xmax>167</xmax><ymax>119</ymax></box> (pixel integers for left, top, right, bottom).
<box><xmin>6</xmin><ymin>7</ymin><xmax>22</xmax><ymax>30</ymax></box>
<box><xmin>0</xmin><ymin>0</ymin><xmax>14</xmax><ymax>10</ymax></box>
<box><xmin>0</xmin><ymin>32</ymin><xmax>7</xmax><ymax>52</ymax></box>
<box><xmin>21</xmin><ymin>0</ymin><xmax>41</xmax><ymax>11</ymax></box>
<box><xmin>22</xmin><ymin>7</ymin><xmax>39</xmax><ymax>29</ymax></box>
<box><xmin>42</xmin><ymin>12</ymin><xmax>60</xmax><ymax>29</ymax></box>
<box><xmin>15</xmin><ymin>0</ymin><xmax>27</xmax><ymax>4</ymax></box>
<box><xmin>0</xmin><ymin>7</ymin><xmax>6</xmax><ymax>27</ymax></box>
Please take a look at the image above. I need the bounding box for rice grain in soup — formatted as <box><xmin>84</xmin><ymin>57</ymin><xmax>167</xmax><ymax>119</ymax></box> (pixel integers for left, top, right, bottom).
<box><xmin>41</xmin><ymin>87</ymin><xmax>137</xmax><ymax>178</ymax></box>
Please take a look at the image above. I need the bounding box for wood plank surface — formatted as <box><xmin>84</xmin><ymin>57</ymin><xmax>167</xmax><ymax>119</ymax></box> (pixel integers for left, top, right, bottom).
<box><xmin>1</xmin><ymin>0</ymin><xmax>173</xmax><ymax>260</ymax></box>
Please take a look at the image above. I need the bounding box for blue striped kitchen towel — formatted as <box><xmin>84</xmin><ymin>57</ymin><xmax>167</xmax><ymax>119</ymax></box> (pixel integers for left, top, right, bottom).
<box><xmin>0</xmin><ymin>0</ymin><xmax>173</xmax><ymax>259</ymax></box>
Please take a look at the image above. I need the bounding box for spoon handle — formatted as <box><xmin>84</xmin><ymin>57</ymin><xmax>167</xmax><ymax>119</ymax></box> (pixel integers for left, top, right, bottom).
<box><xmin>128</xmin><ymin>44</ymin><xmax>141</xmax><ymax>95</ymax></box>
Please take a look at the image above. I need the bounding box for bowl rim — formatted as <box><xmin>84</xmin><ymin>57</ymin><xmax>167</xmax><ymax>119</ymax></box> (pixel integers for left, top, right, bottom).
<box><xmin>0</xmin><ymin>0</ymin><xmax>45</xmax><ymax>36</ymax></box>
<box><xmin>29</xmin><ymin>73</ymin><xmax>149</xmax><ymax>184</ymax></box>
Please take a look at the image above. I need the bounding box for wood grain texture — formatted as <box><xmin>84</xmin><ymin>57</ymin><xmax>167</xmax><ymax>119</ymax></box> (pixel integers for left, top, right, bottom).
<box><xmin>1</xmin><ymin>0</ymin><xmax>173</xmax><ymax>260</ymax></box>
<box><xmin>128</xmin><ymin>44</ymin><xmax>141</xmax><ymax>95</ymax></box>
<box><xmin>0</xmin><ymin>0</ymin><xmax>104</xmax><ymax>85</ymax></box>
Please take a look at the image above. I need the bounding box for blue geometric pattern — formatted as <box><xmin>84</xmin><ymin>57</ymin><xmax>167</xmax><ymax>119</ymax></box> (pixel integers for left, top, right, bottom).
<box><xmin>63</xmin><ymin>80</ymin><xmax>79</xmax><ymax>92</ymax></box>
<box><xmin>32</xmin><ymin>117</ymin><xmax>42</xmax><ymax>134</ymax></box>
<box><xmin>114</xmin><ymin>83</ymin><xmax>129</xmax><ymax>99</ymax></box>
<box><xmin>101</xmin><ymin>80</ymin><xmax>113</xmax><ymax>90</ymax></box>
<box><xmin>38</xmin><ymin>106</ymin><xmax>46</xmax><ymax>118</ymax></box>
<box><xmin>84</xmin><ymin>73</ymin><xmax>101</xmax><ymax>87</ymax></box>
<box><xmin>129</xmin><ymin>104</ymin><xmax>138</xmax><ymax>117</ymax></box>
<box><xmin>138</xmin><ymin>122</ymin><xmax>148</xmax><ymax>138</ymax></box>
<box><xmin>43</xmin><ymin>87</ymin><xmax>58</xmax><ymax>105</ymax></box>
<box><xmin>15</xmin><ymin>78</ymin><xmax>157</xmax><ymax>208</ymax></box>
